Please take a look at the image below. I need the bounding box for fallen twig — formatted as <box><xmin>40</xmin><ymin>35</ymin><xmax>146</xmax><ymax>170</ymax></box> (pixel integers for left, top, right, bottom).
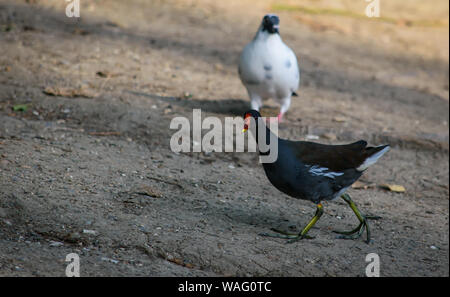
<box><xmin>88</xmin><ymin>131</ymin><xmax>121</xmax><ymax>136</ymax></box>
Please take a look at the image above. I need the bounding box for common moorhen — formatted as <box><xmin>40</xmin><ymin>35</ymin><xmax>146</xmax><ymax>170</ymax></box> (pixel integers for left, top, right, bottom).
<box><xmin>242</xmin><ymin>110</ymin><xmax>389</xmax><ymax>243</ymax></box>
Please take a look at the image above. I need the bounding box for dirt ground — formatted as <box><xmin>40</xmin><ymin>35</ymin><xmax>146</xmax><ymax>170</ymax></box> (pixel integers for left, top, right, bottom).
<box><xmin>0</xmin><ymin>0</ymin><xmax>448</xmax><ymax>276</ymax></box>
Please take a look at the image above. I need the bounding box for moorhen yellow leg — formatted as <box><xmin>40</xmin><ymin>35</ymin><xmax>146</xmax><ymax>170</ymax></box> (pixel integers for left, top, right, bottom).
<box><xmin>260</xmin><ymin>203</ymin><xmax>324</xmax><ymax>243</ymax></box>
<box><xmin>333</xmin><ymin>193</ymin><xmax>381</xmax><ymax>243</ymax></box>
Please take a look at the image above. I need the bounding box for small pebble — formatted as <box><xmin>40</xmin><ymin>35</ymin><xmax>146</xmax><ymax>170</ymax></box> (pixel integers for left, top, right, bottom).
<box><xmin>83</xmin><ymin>229</ymin><xmax>97</xmax><ymax>235</ymax></box>
<box><xmin>101</xmin><ymin>257</ymin><xmax>119</xmax><ymax>264</ymax></box>
<box><xmin>306</xmin><ymin>134</ymin><xmax>319</xmax><ymax>140</ymax></box>
<box><xmin>49</xmin><ymin>241</ymin><xmax>63</xmax><ymax>247</ymax></box>
<box><xmin>0</xmin><ymin>159</ymin><xmax>10</xmax><ymax>168</ymax></box>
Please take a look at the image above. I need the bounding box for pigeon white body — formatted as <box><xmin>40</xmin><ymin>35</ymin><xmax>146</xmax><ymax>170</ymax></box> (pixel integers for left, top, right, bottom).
<box><xmin>239</xmin><ymin>15</ymin><xmax>300</xmax><ymax>120</ymax></box>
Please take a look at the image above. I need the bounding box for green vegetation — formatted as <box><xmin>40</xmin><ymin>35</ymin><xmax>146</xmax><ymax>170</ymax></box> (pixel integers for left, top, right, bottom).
<box><xmin>271</xmin><ymin>3</ymin><xmax>448</xmax><ymax>28</ymax></box>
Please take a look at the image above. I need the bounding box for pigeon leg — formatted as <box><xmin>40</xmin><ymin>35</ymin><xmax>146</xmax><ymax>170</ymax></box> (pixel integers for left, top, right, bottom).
<box><xmin>279</xmin><ymin>97</ymin><xmax>291</xmax><ymax>117</ymax></box>
<box><xmin>277</xmin><ymin>112</ymin><xmax>283</xmax><ymax>123</ymax></box>
<box><xmin>249</xmin><ymin>92</ymin><xmax>263</xmax><ymax>111</ymax></box>
<box><xmin>333</xmin><ymin>193</ymin><xmax>381</xmax><ymax>243</ymax></box>
<box><xmin>260</xmin><ymin>203</ymin><xmax>323</xmax><ymax>243</ymax></box>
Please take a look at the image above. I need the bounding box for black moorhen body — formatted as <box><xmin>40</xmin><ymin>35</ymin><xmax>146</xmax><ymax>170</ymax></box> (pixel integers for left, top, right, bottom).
<box><xmin>242</xmin><ymin>110</ymin><xmax>390</xmax><ymax>243</ymax></box>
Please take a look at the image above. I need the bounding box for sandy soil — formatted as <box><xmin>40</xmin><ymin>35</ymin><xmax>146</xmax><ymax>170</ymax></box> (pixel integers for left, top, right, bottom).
<box><xmin>0</xmin><ymin>0</ymin><xmax>448</xmax><ymax>276</ymax></box>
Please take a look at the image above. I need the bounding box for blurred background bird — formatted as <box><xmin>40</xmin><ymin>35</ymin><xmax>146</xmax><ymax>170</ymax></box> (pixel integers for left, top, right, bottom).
<box><xmin>239</xmin><ymin>14</ymin><xmax>300</xmax><ymax>122</ymax></box>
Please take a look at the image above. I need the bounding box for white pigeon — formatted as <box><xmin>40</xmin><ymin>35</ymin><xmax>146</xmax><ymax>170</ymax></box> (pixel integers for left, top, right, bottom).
<box><xmin>238</xmin><ymin>14</ymin><xmax>300</xmax><ymax>122</ymax></box>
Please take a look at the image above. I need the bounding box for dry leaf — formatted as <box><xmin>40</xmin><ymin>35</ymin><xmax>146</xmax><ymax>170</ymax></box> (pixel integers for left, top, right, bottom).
<box><xmin>43</xmin><ymin>86</ymin><xmax>73</xmax><ymax>97</ymax></box>
<box><xmin>352</xmin><ymin>181</ymin><xmax>376</xmax><ymax>190</ymax></box>
<box><xmin>333</xmin><ymin>116</ymin><xmax>347</xmax><ymax>123</ymax></box>
<box><xmin>321</xmin><ymin>132</ymin><xmax>337</xmax><ymax>141</ymax></box>
<box><xmin>167</xmin><ymin>258</ymin><xmax>184</xmax><ymax>266</ymax></box>
<box><xmin>167</xmin><ymin>257</ymin><xmax>194</xmax><ymax>268</ymax></box>
<box><xmin>43</xmin><ymin>86</ymin><xmax>96</xmax><ymax>98</ymax></box>
<box><xmin>73</xmin><ymin>28</ymin><xmax>90</xmax><ymax>35</ymax></box>
<box><xmin>136</xmin><ymin>185</ymin><xmax>162</xmax><ymax>198</ymax></box>
<box><xmin>380</xmin><ymin>184</ymin><xmax>406</xmax><ymax>192</ymax></box>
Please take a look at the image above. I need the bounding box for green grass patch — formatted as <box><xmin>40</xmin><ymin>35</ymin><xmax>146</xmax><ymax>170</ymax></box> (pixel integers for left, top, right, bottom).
<box><xmin>12</xmin><ymin>104</ymin><xmax>29</xmax><ymax>112</ymax></box>
<box><xmin>271</xmin><ymin>3</ymin><xmax>448</xmax><ymax>28</ymax></box>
